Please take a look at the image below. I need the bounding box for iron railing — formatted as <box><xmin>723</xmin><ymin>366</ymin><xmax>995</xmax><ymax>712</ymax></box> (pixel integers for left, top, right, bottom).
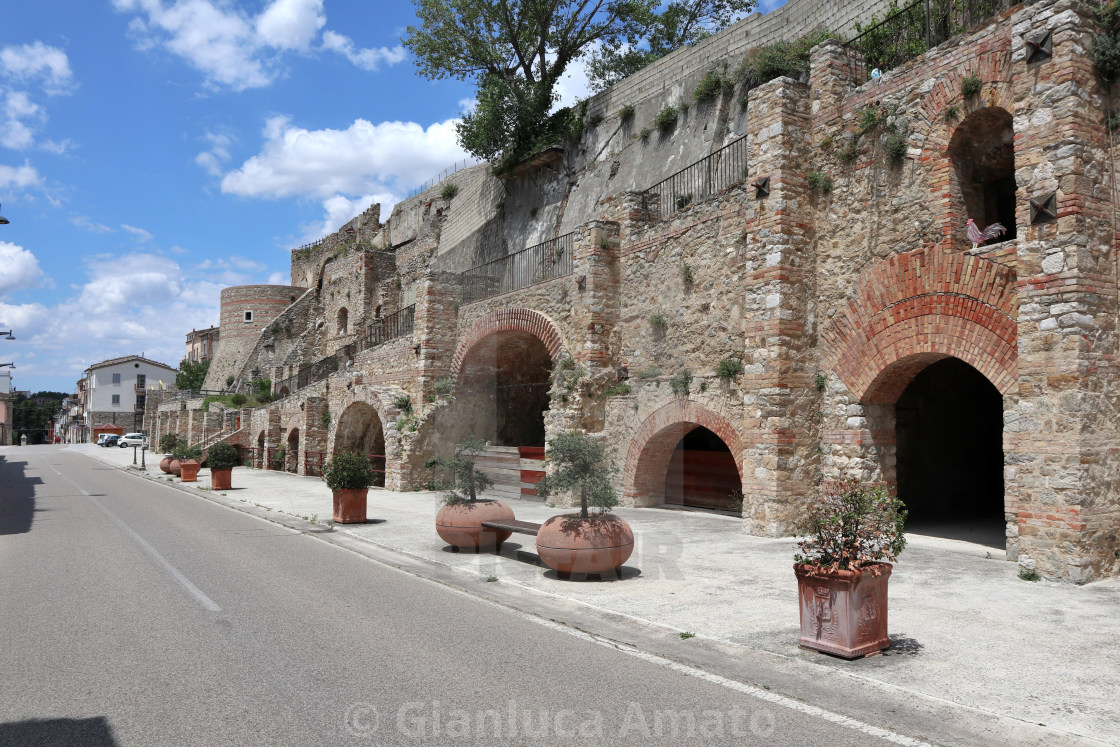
<box><xmin>305</xmin><ymin>450</ymin><xmax>326</xmax><ymax>477</ymax></box>
<box><xmin>461</xmin><ymin>233</ymin><xmax>575</xmax><ymax>305</ymax></box>
<box><xmin>365</xmin><ymin>304</ymin><xmax>416</xmax><ymax>349</ymax></box>
<box><xmin>405</xmin><ymin>158</ymin><xmax>478</xmax><ymax>199</ymax></box>
<box><xmin>843</xmin><ymin>0</ymin><xmax>1015</xmax><ymax>82</ymax></box>
<box><xmin>272</xmin><ymin>305</ymin><xmax>416</xmax><ymax>398</ymax></box>
<box><xmin>642</xmin><ymin>136</ymin><xmax>749</xmax><ymax>220</ymax></box>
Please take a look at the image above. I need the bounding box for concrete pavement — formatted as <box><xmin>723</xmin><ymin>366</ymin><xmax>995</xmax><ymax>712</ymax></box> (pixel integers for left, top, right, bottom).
<box><xmin>65</xmin><ymin>442</ymin><xmax>1120</xmax><ymax>745</ymax></box>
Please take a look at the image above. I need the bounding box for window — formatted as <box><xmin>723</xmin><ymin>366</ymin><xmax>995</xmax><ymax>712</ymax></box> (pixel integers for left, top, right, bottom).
<box><xmin>136</xmin><ymin>395</ymin><xmax>146</xmax><ymax>409</ymax></box>
<box><xmin>337</xmin><ymin>307</ymin><xmax>349</xmax><ymax>335</ymax></box>
<box><xmin>136</xmin><ymin>374</ymin><xmax>146</xmax><ymax>389</ymax></box>
<box><xmin>244</xmin><ymin>311</ymin><xmax>254</xmax><ymax>322</ymax></box>
<box><xmin>112</xmin><ymin>394</ymin><xmax>120</xmax><ymax>405</ymax></box>
<box><xmin>112</xmin><ymin>373</ymin><xmax>121</xmax><ymax>384</ymax></box>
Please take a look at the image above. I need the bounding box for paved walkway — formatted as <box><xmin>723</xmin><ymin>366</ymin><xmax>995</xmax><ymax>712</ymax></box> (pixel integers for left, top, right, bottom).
<box><xmin>64</xmin><ymin>443</ymin><xmax>1120</xmax><ymax>744</ymax></box>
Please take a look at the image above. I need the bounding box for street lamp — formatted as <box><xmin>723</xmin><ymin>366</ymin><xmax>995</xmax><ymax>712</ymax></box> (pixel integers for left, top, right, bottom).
<box><xmin>0</xmin><ymin>203</ymin><xmax>8</xmax><ymax>225</ymax></box>
<box><xmin>0</xmin><ymin>331</ymin><xmax>14</xmax><ymax>340</ymax></box>
<box><xmin>0</xmin><ymin>363</ymin><xmax>14</xmax><ymax>369</ymax></box>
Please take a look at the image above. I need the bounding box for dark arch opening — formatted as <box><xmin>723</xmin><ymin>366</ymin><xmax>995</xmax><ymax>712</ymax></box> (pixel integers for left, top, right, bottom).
<box><xmin>895</xmin><ymin>357</ymin><xmax>1004</xmax><ymax>547</ymax></box>
<box><xmin>256</xmin><ymin>431</ymin><xmax>265</xmax><ymax>469</ymax></box>
<box><xmin>664</xmin><ymin>426</ymin><xmax>742</xmax><ymax>513</ymax></box>
<box><xmin>335</xmin><ymin>402</ymin><xmax>386</xmax><ymax>487</ymax></box>
<box><xmin>286</xmin><ymin>428</ymin><xmax>299</xmax><ymax>474</ymax></box>
<box><xmin>949</xmin><ymin>108</ymin><xmax>1017</xmax><ymax>243</ymax></box>
<box><xmin>458</xmin><ymin>331</ymin><xmax>552</xmax><ymax>447</ymax></box>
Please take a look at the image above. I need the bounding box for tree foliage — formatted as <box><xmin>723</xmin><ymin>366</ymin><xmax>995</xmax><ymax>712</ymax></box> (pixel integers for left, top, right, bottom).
<box><xmin>425</xmin><ymin>436</ymin><xmax>495</xmax><ymax>505</ymax></box>
<box><xmin>13</xmin><ymin>392</ymin><xmax>66</xmax><ymax>444</ymax></box>
<box><xmin>795</xmin><ymin>478</ymin><xmax>907</xmax><ymax>572</ymax></box>
<box><xmin>587</xmin><ymin>0</ymin><xmax>756</xmax><ymax>92</ymax></box>
<box><xmin>404</xmin><ymin>0</ymin><xmax>654</xmax><ymax>168</ymax></box>
<box><xmin>176</xmin><ymin>358</ymin><xmax>210</xmax><ymax>392</ymax></box>
<box><xmin>536</xmin><ymin>430</ymin><xmax>618</xmax><ymax>518</ymax></box>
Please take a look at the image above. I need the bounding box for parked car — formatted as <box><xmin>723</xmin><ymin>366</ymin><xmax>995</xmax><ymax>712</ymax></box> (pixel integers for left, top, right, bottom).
<box><xmin>96</xmin><ymin>433</ymin><xmax>113</xmax><ymax>446</ymax></box>
<box><xmin>119</xmin><ymin>433</ymin><xmax>148</xmax><ymax>447</ymax></box>
<box><xmin>102</xmin><ymin>434</ymin><xmax>121</xmax><ymax>447</ymax></box>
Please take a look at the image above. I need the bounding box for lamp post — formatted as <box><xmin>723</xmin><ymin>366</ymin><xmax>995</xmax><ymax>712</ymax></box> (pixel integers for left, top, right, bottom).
<box><xmin>0</xmin><ymin>203</ymin><xmax>8</xmax><ymax>225</ymax></box>
<box><xmin>0</xmin><ymin>331</ymin><xmax>14</xmax><ymax>340</ymax></box>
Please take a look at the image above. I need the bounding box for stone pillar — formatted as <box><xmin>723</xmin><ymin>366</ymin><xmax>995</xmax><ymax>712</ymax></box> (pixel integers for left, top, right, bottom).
<box><xmin>303</xmin><ymin>396</ymin><xmax>328</xmax><ymax>476</ymax></box>
<box><xmin>415</xmin><ymin>271</ymin><xmax>460</xmax><ymax>401</ymax></box>
<box><xmin>264</xmin><ymin>408</ymin><xmax>283</xmax><ymax>470</ymax></box>
<box><xmin>1006</xmin><ymin>0</ymin><xmax>1120</xmax><ymax>582</ymax></box>
<box><xmin>571</xmin><ymin>220</ymin><xmax>621</xmax><ymax>375</ymax></box>
<box><xmin>739</xmin><ymin>75</ymin><xmax>817</xmax><ymax>536</ymax></box>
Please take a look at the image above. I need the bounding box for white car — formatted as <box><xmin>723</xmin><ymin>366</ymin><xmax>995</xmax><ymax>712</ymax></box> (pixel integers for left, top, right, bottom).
<box><xmin>119</xmin><ymin>433</ymin><xmax>148</xmax><ymax>447</ymax></box>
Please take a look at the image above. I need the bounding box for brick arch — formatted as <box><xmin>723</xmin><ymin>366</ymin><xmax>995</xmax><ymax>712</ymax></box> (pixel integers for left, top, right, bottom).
<box><xmin>821</xmin><ymin>245</ymin><xmax>1017</xmax><ymax>403</ymax></box>
<box><xmin>450</xmin><ymin>308</ymin><xmax>565</xmax><ymax>379</ymax></box>
<box><xmin>623</xmin><ymin>401</ymin><xmax>744</xmax><ymax>507</ymax></box>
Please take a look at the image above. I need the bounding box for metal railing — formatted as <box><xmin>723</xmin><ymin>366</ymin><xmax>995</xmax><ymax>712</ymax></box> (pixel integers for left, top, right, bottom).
<box><xmin>404</xmin><ymin>158</ymin><xmax>478</xmax><ymax>199</ymax></box>
<box><xmin>642</xmin><ymin>136</ymin><xmax>749</xmax><ymax>220</ymax></box>
<box><xmin>461</xmin><ymin>233</ymin><xmax>575</xmax><ymax>305</ymax></box>
<box><xmin>272</xmin><ymin>305</ymin><xmax>416</xmax><ymax>398</ymax></box>
<box><xmin>291</xmin><ymin>237</ymin><xmax>324</xmax><ymax>256</ymax></box>
<box><xmin>365</xmin><ymin>304</ymin><xmax>416</xmax><ymax>349</ymax></box>
<box><xmin>843</xmin><ymin>0</ymin><xmax>1014</xmax><ymax>82</ymax></box>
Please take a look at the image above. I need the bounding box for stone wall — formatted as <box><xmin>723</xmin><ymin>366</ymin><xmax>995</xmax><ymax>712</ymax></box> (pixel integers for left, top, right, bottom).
<box><xmin>202</xmin><ymin>284</ymin><xmax>306</xmax><ymax>391</ymax></box>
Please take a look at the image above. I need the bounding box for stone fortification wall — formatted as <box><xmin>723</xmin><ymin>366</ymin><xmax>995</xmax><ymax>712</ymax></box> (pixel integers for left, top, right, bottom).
<box><xmin>202</xmin><ymin>284</ymin><xmax>305</xmax><ymax>391</ymax></box>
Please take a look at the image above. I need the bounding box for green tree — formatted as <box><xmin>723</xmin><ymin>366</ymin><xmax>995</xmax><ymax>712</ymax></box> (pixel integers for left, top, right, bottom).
<box><xmin>13</xmin><ymin>392</ymin><xmax>66</xmax><ymax>444</ymax></box>
<box><xmin>587</xmin><ymin>0</ymin><xmax>756</xmax><ymax>92</ymax></box>
<box><xmin>425</xmin><ymin>437</ymin><xmax>495</xmax><ymax>505</ymax></box>
<box><xmin>404</xmin><ymin>0</ymin><xmax>653</xmax><ymax>168</ymax></box>
<box><xmin>536</xmin><ymin>430</ymin><xmax>618</xmax><ymax>518</ymax></box>
<box><xmin>176</xmin><ymin>358</ymin><xmax>210</xmax><ymax>391</ymax></box>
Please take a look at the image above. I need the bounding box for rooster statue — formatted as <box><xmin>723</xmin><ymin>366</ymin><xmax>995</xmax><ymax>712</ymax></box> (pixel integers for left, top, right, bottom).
<box><xmin>966</xmin><ymin>218</ymin><xmax>1006</xmax><ymax>248</ymax></box>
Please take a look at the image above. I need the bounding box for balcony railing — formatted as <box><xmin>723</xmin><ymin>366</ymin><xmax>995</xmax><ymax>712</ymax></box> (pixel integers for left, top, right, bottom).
<box><xmin>273</xmin><ymin>304</ymin><xmax>416</xmax><ymax>398</ymax></box>
<box><xmin>461</xmin><ymin>233</ymin><xmax>575</xmax><ymax>305</ymax></box>
<box><xmin>641</xmin><ymin>136</ymin><xmax>749</xmax><ymax>220</ymax></box>
<box><xmin>843</xmin><ymin>0</ymin><xmax>1014</xmax><ymax>82</ymax></box>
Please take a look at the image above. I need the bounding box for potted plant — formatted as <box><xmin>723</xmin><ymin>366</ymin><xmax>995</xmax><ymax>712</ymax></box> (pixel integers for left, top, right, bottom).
<box><xmin>205</xmin><ymin>442</ymin><xmax>238</xmax><ymax>490</ymax></box>
<box><xmin>794</xmin><ymin>477</ymin><xmax>907</xmax><ymax>659</ymax></box>
<box><xmin>323</xmin><ymin>451</ymin><xmax>374</xmax><ymax>523</ymax></box>
<box><xmin>159</xmin><ymin>433</ymin><xmax>180</xmax><ymax>474</ymax></box>
<box><xmin>175</xmin><ymin>444</ymin><xmax>202</xmax><ymax>482</ymax></box>
<box><xmin>536</xmin><ymin>431</ymin><xmax>633</xmax><ymax>577</ymax></box>
<box><xmin>428</xmin><ymin>437</ymin><xmax>514</xmax><ymax>550</ymax></box>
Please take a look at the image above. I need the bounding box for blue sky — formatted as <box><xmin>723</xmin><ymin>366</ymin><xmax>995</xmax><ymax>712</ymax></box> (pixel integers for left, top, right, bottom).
<box><xmin>1</xmin><ymin>0</ymin><xmax>786</xmax><ymax>396</ymax></box>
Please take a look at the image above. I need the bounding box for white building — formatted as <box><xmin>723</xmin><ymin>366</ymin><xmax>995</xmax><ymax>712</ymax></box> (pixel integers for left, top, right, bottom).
<box><xmin>82</xmin><ymin>355</ymin><xmax>177</xmax><ymax>440</ymax></box>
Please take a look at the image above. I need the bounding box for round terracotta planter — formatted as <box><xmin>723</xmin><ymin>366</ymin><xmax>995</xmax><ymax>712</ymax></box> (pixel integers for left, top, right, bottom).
<box><xmin>333</xmin><ymin>488</ymin><xmax>368</xmax><ymax>524</ymax></box>
<box><xmin>210</xmin><ymin>468</ymin><xmax>232</xmax><ymax>490</ymax></box>
<box><xmin>169</xmin><ymin>459</ymin><xmax>182</xmax><ymax>477</ymax></box>
<box><xmin>536</xmin><ymin>514</ymin><xmax>634</xmax><ymax>576</ymax></box>
<box><xmin>435</xmin><ymin>500</ymin><xmax>515</xmax><ymax>550</ymax></box>
<box><xmin>179</xmin><ymin>459</ymin><xmax>200</xmax><ymax>482</ymax></box>
<box><xmin>159</xmin><ymin>456</ymin><xmax>173</xmax><ymax>474</ymax></box>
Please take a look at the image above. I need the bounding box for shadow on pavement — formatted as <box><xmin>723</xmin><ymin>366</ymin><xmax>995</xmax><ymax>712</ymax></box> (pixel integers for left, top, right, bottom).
<box><xmin>0</xmin><ymin>456</ymin><xmax>43</xmax><ymax>535</ymax></box>
<box><xmin>0</xmin><ymin>717</ymin><xmax>119</xmax><ymax>746</ymax></box>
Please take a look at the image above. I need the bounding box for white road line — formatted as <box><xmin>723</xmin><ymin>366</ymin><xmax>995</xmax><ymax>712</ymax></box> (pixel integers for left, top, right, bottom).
<box><xmin>47</xmin><ymin>462</ymin><xmax>222</xmax><ymax>613</ymax></box>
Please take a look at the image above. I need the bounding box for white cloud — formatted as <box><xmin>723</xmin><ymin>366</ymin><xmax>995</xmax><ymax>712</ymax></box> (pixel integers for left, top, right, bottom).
<box><xmin>220</xmin><ymin>115</ymin><xmax>470</xmax><ymax>199</ymax></box>
<box><xmin>257</xmin><ymin>0</ymin><xmax>325</xmax><ymax>51</ymax></box>
<box><xmin>304</xmin><ymin>191</ymin><xmax>395</xmax><ymax>241</ymax></box>
<box><xmin>1</xmin><ymin>91</ymin><xmax>43</xmax><ymax>150</ymax></box>
<box><xmin>0</xmin><ymin>161</ymin><xmax>41</xmax><ymax>189</ymax></box>
<box><xmin>555</xmin><ymin>54</ymin><xmax>592</xmax><ymax>110</ymax></box>
<box><xmin>0</xmin><ymin>241</ymin><xmax>45</xmax><ymax>298</ymax></box>
<box><xmin>321</xmin><ymin>31</ymin><xmax>405</xmax><ymax>71</ymax></box>
<box><xmin>70</xmin><ymin>215</ymin><xmax>113</xmax><ymax>233</ymax></box>
<box><xmin>0</xmin><ymin>42</ymin><xmax>74</xmax><ymax>94</ymax></box>
<box><xmin>121</xmin><ymin>224</ymin><xmax>154</xmax><ymax>242</ymax></box>
<box><xmin>114</xmin><ymin>0</ymin><xmax>405</xmax><ymax>91</ymax></box>
<box><xmin>195</xmin><ymin>131</ymin><xmax>233</xmax><ymax>176</ymax></box>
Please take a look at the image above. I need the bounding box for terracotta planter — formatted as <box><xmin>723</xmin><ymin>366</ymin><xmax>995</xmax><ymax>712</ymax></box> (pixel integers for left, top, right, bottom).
<box><xmin>333</xmin><ymin>488</ymin><xmax>368</xmax><ymax>524</ymax></box>
<box><xmin>179</xmin><ymin>459</ymin><xmax>200</xmax><ymax>482</ymax></box>
<box><xmin>159</xmin><ymin>456</ymin><xmax>173</xmax><ymax>474</ymax></box>
<box><xmin>169</xmin><ymin>459</ymin><xmax>182</xmax><ymax>477</ymax></box>
<box><xmin>435</xmin><ymin>500</ymin><xmax>515</xmax><ymax>550</ymax></box>
<box><xmin>210</xmin><ymin>468</ymin><xmax>232</xmax><ymax>490</ymax></box>
<box><xmin>536</xmin><ymin>514</ymin><xmax>634</xmax><ymax>576</ymax></box>
<box><xmin>794</xmin><ymin>562</ymin><xmax>892</xmax><ymax>659</ymax></box>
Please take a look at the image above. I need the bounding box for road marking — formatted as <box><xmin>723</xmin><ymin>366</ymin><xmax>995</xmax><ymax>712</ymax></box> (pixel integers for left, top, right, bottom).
<box><xmin>47</xmin><ymin>462</ymin><xmax>222</xmax><ymax>613</ymax></box>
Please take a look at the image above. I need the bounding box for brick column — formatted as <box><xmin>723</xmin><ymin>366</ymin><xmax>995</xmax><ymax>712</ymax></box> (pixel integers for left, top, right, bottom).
<box><xmin>303</xmin><ymin>396</ymin><xmax>327</xmax><ymax>475</ymax></box>
<box><xmin>414</xmin><ymin>271</ymin><xmax>460</xmax><ymax>401</ymax></box>
<box><xmin>264</xmin><ymin>408</ymin><xmax>283</xmax><ymax>470</ymax></box>
<box><xmin>1006</xmin><ymin>0</ymin><xmax>1120</xmax><ymax>582</ymax></box>
<box><xmin>739</xmin><ymin>75</ymin><xmax>817</xmax><ymax>536</ymax></box>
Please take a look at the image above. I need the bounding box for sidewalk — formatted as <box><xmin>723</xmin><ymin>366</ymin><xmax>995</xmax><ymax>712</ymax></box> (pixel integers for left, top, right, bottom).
<box><xmin>75</xmin><ymin>443</ymin><xmax>1120</xmax><ymax>744</ymax></box>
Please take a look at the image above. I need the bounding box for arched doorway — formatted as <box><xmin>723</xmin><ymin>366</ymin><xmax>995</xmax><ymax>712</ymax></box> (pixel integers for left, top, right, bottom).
<box><xmin>457</xmin><ymin>330</ymin><xmax>552</xmax><ymax>447</ymax></box>
<box><xmin>664</xmin><ymin>426</ymin><xmax>742</xmax><ymax>512</ymax></box>
<box><xmin>895</xmin><ymin>357</ymin><xmax>1005</xmax><ymax>546</ymax></box>
<box><xmin>949</xmin><ymin>108</ymin><xmax>1017</xmax><ymax>242</ymax></box>
<box><xmin>334</xmin><ymin>402</ymin><xmax>385</xmax><ymax>486</ymax></box>
<box><xmin>286</xmin><ymin>428</ymin><xmax>300</xmax><ymax>474</ymax></box>
<box><xmin>256</xmin><ymin>431</ymin><xmax>265</xmax><ymax>469</ymax></box>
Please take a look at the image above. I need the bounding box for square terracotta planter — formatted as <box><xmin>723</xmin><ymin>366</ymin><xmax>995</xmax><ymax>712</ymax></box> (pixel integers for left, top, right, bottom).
<box><xmin>794</xmin><ymin>562</ymin><xmax>891</xmax><ymax>659</ymax></box>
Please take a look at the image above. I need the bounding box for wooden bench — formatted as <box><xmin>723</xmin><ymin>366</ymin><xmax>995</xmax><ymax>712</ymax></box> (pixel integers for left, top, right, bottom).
<box><xmin>481</xmin><ymin>519</ymin><xmax>541</xmax><ymax>554</ymax></box>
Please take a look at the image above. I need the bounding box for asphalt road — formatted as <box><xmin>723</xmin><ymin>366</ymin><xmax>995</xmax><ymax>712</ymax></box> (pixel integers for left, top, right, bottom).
<box><xmin>0</xmin><ymin>446</ymin><xmax>905</xmax><ymax>746</ymax></box>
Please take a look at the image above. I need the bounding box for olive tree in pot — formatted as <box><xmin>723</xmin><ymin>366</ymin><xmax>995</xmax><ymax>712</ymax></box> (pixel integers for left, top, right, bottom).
<box><xmin>174</xmin><ymin>444</ymin><xmax>203</xmax><ymax>482</ymax></box>
<box><xmin>794</xmin><ymin>477</ymin><xmax>907</xmax><ymax>659</ymax></box>
<box><xmin>427</xmin><ymin>437</ymin><xmax>514</xmax><ymax>551</ymax></box>
<box><xmin>159</xmin><ymin>433</ymin><xmax>180</xmax><ymax>474</ymax></box>
<box><xmin>536</xmin><ymin>431</ymin><xmax>633</xmax><ymax>577</ymax></box>
<box><xmin>324</xmin><ymin>451</ymin><xmax>375</xmax><ymax>524</ymax></box>
<box><xmin>205</xmin><ymin>442</ymin><xmax>238</xmax><ymax>490</ymax></box>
